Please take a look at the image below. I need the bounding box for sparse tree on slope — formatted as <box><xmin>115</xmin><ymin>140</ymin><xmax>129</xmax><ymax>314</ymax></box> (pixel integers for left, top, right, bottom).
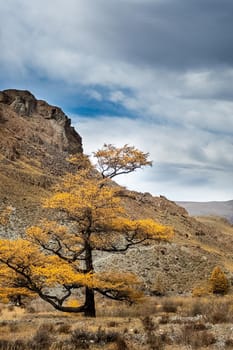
<box><xmin>0</xmin><ymin>146</ymin><xmax>173</xmax><ymax>317</ymax></box>
<box><xmin>93</xmin><ymin>143</ymin><xmax>152</xmax><ymax>179</ymax></box>
<box><xmin>209</xmin><ymin>266</ymin><xmax>229</xmax><ymax>295</ymax></box>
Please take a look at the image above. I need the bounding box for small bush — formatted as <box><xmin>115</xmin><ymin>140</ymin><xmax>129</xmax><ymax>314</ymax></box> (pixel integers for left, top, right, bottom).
<box><xmin>0</xmin><ymin>339</ymin><xmax>25</xmax><ymax>350</ymax></box>
<box><xmin>29</xmin><ymin>326</ymin><xmax>53</xmax><ymax>350</ymax></box>
<box><xmin>179</xmin><ymin>324</ymin><xmax>216</xmax><ymax>348</ymax></box>
<box><xmin>189</xmin><ymin>300</ymin><xmax>203</xmax><ymax>316</ymax></box>
<box><xmin>56</xmin><ymin>322</ymin><xmax>71</xmax><ymax>334</ymax></box>
<box><xmin>38</xmin><ymin>322</ymin><xmax>55</xmax><ymax>333</ymax></box>
<box><xmin>159</xmin><ymin>314</ymin><xmax>169</xmax><ymax>324</ymax></box>
<box><xmin>192</xmin><ymin>284</ymin><xmax>211</xmax><ymax>297</ymax></box>
<box><xmin>142</xmin><ymin>316</ymin><xmax>155</xmax><ymax>332</ymax></box>
<box><xmin>162</xmin><ymin>299</ymin><xmax>178</xmax><ymax>313</ymax></box>
<box><xmin>192</xmin><ymin>321</ymin><xmax>208</xmax><ymax>331</ymax></box>
<box><xmin>225</xmin><ymin>338</ymin><xmax>233</xmax><ymax>347</ymax></box>
<box><xmin>115</xmin><ymin>335</ymin><xmax>128</xmax><ymax>350</ymax></box>
<box><xmin>7</xmin><ymin>305</ymin><xmax>14</xmax><ymax>312</ymax></box>
<box><xmin>9</xmin><ymin>322</ymin><xmax>19</xmax><ymax>333</ymax></box>
<box><xmin>107</xmin><ymin>321</ymin><xmax>118</xmax><ymax>327</ymax></box>
<box><xmin>142</xmin><ymin>316</ymin><xmax>165</xmax><ymax>350</ymax></box>
<box><xmin>187</xmin><ymin>298</ymin><xmax>233</xmax><ymax>323</ymax></box>
<box><xmin>206</xmin><ymin>301</ymin><xmax>232</xmax><ymax>323</ymax></box>
<box><xmin>26</xmin><ymin>306</ymin><xmax>36</xmax><ymax>314</ymax></box>
<box><xmin>209</xmin><ymin>266</ymin><xmax>229</xmax><ymax>295</ymax></box>
<box><xmin>151</xmin><ymin>273</ymin><xmax>167</xmax><ymax>296</ymax></box>
<box><xmin>11</xmin><ymin>340</ymin><xmax>25</xmax><ymax>350</ymax></box>
<box><xmin>70</xmin><ymin>329</ymin><xmax>90</xmax><ymax>349</ymax></box>
<box><xmin>70</xmin><ymin>328</ymin><xmax>119</xmax><ymax>349</ymax></box>
<box><xmin>0</xmin><ymin>340</ymin><xmax>12</xmax><ymax>350</ymax></box>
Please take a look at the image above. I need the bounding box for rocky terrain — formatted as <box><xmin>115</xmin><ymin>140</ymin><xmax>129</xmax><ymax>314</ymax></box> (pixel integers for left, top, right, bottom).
<box><xmin>177</xmin><ymin>200</ymin><xmax>233</xmax><ymax>224</ymax></box>
<box><xmin>0</xmin><ymin>89</ymin><xmax>83</xmax><ymax>233</ymax></box>
<box><xmin>1</xmin><ymin>89</ymin><xmax>233</xmax><ymax>296</ymax></box>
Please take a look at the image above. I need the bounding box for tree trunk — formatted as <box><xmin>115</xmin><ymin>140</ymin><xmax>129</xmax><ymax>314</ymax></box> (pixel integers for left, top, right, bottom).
<box><xmin>84</xmin><ymin>287</ymin><xmax>96</xmax><ymax>317</ymax></box>
<box><xmin>84</xmin><ymin>228</ymin><xmax>96</xmax><ymax>317</ymax></box>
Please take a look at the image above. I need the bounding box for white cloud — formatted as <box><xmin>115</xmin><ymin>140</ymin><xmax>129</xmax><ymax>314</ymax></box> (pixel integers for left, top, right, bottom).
<box><xmin>86</xmin><ymin>90</ymin><xmax>103</xmax><ymax>101</ymax></box>
<box><xmin>75</xmin><ymin>116</ymin><xmax>233</xmax><ymax>201</ymax></box>
<box><xmin>0</xmin><ymin>0</ymin><xmax>233</xmax><ymax>201</ymax></box>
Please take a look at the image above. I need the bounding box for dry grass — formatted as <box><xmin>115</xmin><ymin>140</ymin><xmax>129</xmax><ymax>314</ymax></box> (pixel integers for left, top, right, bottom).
<box><xmin>178</xmin><ymin>324</ymin><xmax>216</xmax><ymax>348</ymax></box>
<box><xmin>96</xmin><ymin>296</ymin><xmax>158</xmax><ymax>318</ymax></box>
<box><xmin>0</xmin><ymin>305</ymin><xmax>25</xmax><ymax>321</ymax></box>
<box><xmin>197</xmin><ymin>216</ymin><xmax>233</xmax><ymax>236</ymax></box>
<box><xmin>0</xmin><ymin>295</ymin><xmax>233</xmax><ymax>349</ymax></box>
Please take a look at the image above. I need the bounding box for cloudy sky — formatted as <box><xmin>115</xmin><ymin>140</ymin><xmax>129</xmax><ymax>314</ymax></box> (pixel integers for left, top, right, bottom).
<box><xmin>1</xmin><ymin>0</ymin><xmax>233</xmax><ymax>201</ymax></box>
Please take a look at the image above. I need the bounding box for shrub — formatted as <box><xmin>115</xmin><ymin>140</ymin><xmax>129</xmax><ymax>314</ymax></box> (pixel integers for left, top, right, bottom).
<box><xmin>192</xmin><ymin>284</ymin><xmax>211</xmax><ymax>297</ymax></box>
<box><xmin>0</xmin><ymin>340</ymin><xmax>12</xmax><ymax>350</ymax></box>
<box><xmin>142</xmin><ymin>316</ymin><xmax>165</xmax><ymax>350</ymax></box>
<box><xmin>189</xmin><ymin>300</ymin><xmax>203</xmax><ymax>316</ymax></box>
<box><xmin>162</xmin><ymin>299</ymin><xmax>178</xmax><ymax>313</ymax></box>
<box><xmin>115</xmin><ymin>336</ymin><xmax>128</xmax><ymax>350</ymax></box>
<box><xmin>56</xmin><ymin>322</ymin><xmax>71</xmax><ymax>334</ymax></box>
<box><xmin>70</xmin><ymin>329</ymin><xmax>91</xmax><ymax>349</ymax></box>
<box><xmin>70</xmin><ymin>328</ymin><xmax>119</xmax><ymax>349</ymax></box>
<box><xmin>226</xmin><ymin>338</ymin><xmax>233</xmax><ymax>347</ymax></box>
<box><xmin>29</xmin><ymin>325</ymin><xmax>53</xmax><ymax>350</ymax></box>
<box><xmin>179</xmin><ymin>324</ymin><xmax>216</xmax><ymax>348</ymax></box>
<box><xmin>151</xmin><ymin>273</ymin><xmax>167</xmax><ymax>296</ymax></box>
<box><xmin>0</xmin><ymin>339</ymin><xmax>25</xmax><ymax>350</ymax></box>
<box><xmin>159</xmin><ymin>314</ymin><xmax>169</xmax><ymax>324</ymax></box>
<box><xmin>209</xmin><ymin>266</ymin><xmax>229</xmax><ymax>295</ymax></box>
<box><xmin>205</xmin><ymin>301</ymin><xmax>233</xmax><ymax>323</ymax></box>
<box><xmin>9</xmin><ymin>322</ymin><xmax>19</xmax><ymax>333</ymax></box>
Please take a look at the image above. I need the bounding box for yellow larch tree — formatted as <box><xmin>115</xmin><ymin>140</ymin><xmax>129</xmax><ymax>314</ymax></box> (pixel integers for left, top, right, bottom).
<box><xmin>209</xmin><ymin>266</ymin><xmax>229</xmax><ymax>295</ymax></box>
<box><xmin>0</xmin><ymin>146</ymin><xmax>173</xmax><ymax>317</ymax></box>
<box><xmin>93</xmin><ymin>143</ymin><xmax>152</xmax><ymax>178</ymax></box>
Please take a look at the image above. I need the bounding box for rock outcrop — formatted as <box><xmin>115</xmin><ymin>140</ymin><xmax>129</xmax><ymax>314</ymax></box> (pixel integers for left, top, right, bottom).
<box><xmin>0</xmin><ymin>89</ymin><xmax>83</xmax><ymax>232</ymax></box>
<box><xmin>0</xmin><ymin>89</ymin><xmax>82</xmax><ymax>158</ymax></box>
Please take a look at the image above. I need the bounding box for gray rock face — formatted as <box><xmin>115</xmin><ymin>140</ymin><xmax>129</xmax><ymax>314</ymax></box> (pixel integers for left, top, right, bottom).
<box><xmin>10</xmin><ymin>95</ymin><xmax>37</xmax><ymax>116</ymax></box>
<box><xmin>0</xmin><ymin>89</ymin><xmax>83</xmax><ymax>155</ymax></box>
<box><xmin>1</xmin><ymin>90</ymin><xmax>37</xmax><ymax>116</ymax></box>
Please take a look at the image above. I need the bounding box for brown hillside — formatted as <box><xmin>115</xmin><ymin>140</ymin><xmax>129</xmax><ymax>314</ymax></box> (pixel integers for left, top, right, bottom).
<box><xmin>1</xmin><ymin>89</ymin><xmax>233</xmax><ymax>295</ymax></box>
<box><xmin>0</xmin><ymin>89</ymin><xmax>83</xmax><ymax>233</ymax></box>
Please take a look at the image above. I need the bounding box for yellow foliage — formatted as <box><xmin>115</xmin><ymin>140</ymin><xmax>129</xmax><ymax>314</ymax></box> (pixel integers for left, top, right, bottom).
<box><xmin>0</xmin><ymin>146</ymin><xmax>173</xmax><ymax>315</ymax></box>
<box><xmin>91</xmin><ymin>271</ymin><xmax>144</xmax><ymax>301</ymax></box>
<box><xmin>112</xmin><ymin>218</ymin><xmax>173</xmax><ymax>240</ymax></box>
<box><xmin>209</xmin><ymin>266</ymin><xmax>229</xmax><ymax>295</ymax></box>
<box><xmin>43</xmin><ymin>172</ymin><xmax>124</xmax><ymax>225</ymax></box>
<box><xmin>0</xmin><ymin>256</ymin><xmax>36</xmax><ymax>302</ymax></box>
<box><xmin>192</xmin><ymin>284</ymin><xmax>212</xmax><ymax>297</ymax></box>
<box><xmin>65</xmin><ymin>299</ymin><xmax>82</xmax><ymax>308</ymax></box>
<box><xmin>93</xmin><ymin>144</ymin><xmax>152</xmax><ymax>179</ymax></box>
<box><xmin>0</xmin><ymin>238</ymin><xmax>95</xmax><ymax>296</ymax></box>
<box><xmin>192</xmin><ymin>267</ymin><xmax>229</xmax><ymax>297</ymax></box>
<box><xmin>67</xmin><ymin>154</ymin><xmax>92</xmax><ymax>169</ymax></box>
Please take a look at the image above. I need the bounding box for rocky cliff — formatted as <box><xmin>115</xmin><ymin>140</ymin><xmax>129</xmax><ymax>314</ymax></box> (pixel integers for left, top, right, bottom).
<box><xmin>0</xmin><ymin>89</ymin><xmax>82</xmax><ymax>162</ymax></box>
<box><xmin>0</xmin><ymin>89</ymin><xmax>83</xmax><ymax>233</ymax></box>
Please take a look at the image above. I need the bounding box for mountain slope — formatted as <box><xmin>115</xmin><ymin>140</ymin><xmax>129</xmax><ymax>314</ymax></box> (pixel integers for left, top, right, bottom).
<box><xmin>177</xmin><ymin>200</ymin><xmax>233</xmax><ymax>223</ymax></box>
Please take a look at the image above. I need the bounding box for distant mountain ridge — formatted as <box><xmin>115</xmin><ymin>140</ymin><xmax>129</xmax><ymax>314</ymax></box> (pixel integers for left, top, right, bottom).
<box><xmin>177</xmin><ymin>200</ymin><xmax>233</xmax><ymax>223</ymax></box>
